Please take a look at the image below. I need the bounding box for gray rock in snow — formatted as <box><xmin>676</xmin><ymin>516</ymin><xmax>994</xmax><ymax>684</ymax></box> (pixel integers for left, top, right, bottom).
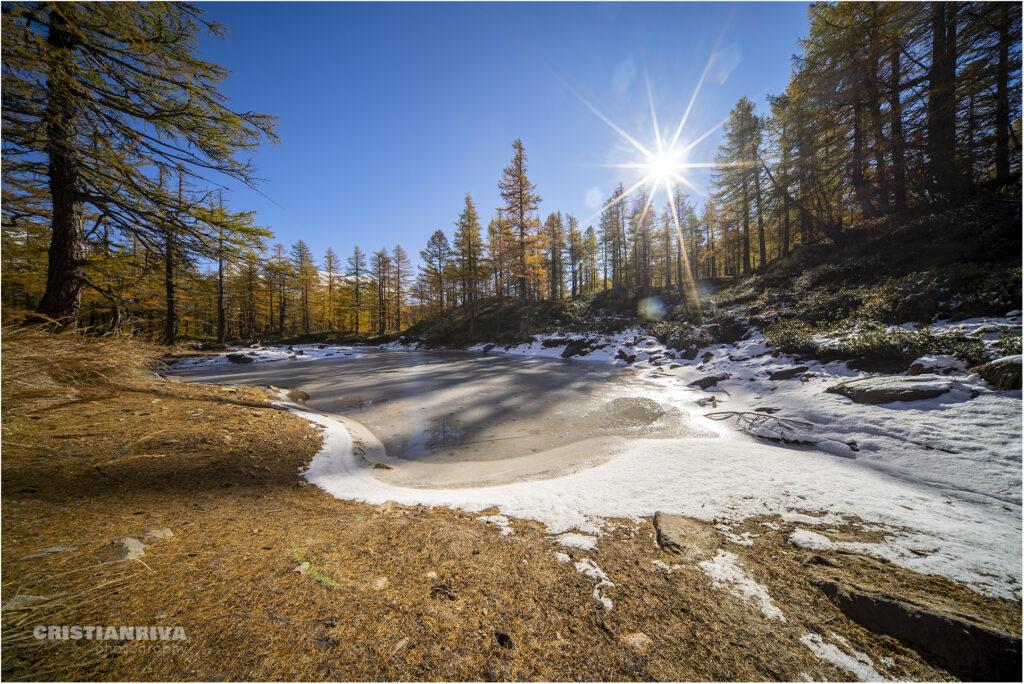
<box><xmin>226</xmin><ymin>353</ymin><xmax>254</xmax><ymax>364</ymax></box>
<box><xmin>768</xmin><ymin>366</ymin><xmax>809</xmax><ymax>381</ymax></box>
<box><xmin>825</xmin><ymin>375</ymin><xmax>953</xmax><ymax>403</ymax></box>
<box><xmin>690</xmin><ymin>374</ymin><xmax>730</xmax><ymax>390</ymax></box>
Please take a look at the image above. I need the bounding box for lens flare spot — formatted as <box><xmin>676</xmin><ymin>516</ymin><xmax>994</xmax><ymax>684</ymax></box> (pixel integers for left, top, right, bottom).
<box><xmin>708</xmin><ymin>42</ymin><xmax>742</xmax><ymax>85</ymax></box>
<box><xmin>638</xmin><ymin>296</ymin><xmax>669</xmax><ymax>321</ymax></box>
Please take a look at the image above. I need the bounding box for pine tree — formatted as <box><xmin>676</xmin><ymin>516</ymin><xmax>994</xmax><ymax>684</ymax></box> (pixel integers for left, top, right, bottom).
<box><xmin>323</xmin><ymin>247</ymin><xmax>340</xmax><ymax>332</ymax></box>
<box><xmin>452</xmin><ymin>194</ymin><xmax>484</xmax><ymax>329</ymax></box>
<box><xmin>390</xmin><ymin>245</ymin><xmax>412</xmax><ymax>330</ymax></box>
<box><xmin>2</xmin><ymin>3</ymin><xmax>278</xmax><ymax>327</ymax></box>
<box><xmin>497</xmin><ymin>139</ymin><xmax>541</xmax><ymax>299</ymax></box>
<box><xmin>419</xmin><ymin>230</ymin><xmax>451</xmax><ymax>315</ymax></box>
<box><xmin>346</xmin><ymin>246</ymin><xmax>367</xmax><ymax>333</ymax></box>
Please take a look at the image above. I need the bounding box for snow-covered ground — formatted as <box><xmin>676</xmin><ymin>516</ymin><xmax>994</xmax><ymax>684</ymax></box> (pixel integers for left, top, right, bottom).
<box><xmin>171</xmin><ymin>343</ymin><xmax>368</xmax><ymax>369</ymax></box>
<box><xmin>280</xmin><ymin>315</ymin><xmax>1020</xmax><ymax>599</ymax></box>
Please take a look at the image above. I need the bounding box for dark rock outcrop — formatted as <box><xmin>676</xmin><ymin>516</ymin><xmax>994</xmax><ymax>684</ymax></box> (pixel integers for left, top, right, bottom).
<box><xmin>971</xmin><ymin>356</ymin><xmax>1022</xmax><ymax>390</ymax></box>
<box><xmin>226</xmin><ymin>353</ymin><xmax>255</xmax><ymax>364</ymax></box>
<box><xmin>812</xmin><ymin>578</ymin><xmax>1022</xmax><ymax>682</ymax></box>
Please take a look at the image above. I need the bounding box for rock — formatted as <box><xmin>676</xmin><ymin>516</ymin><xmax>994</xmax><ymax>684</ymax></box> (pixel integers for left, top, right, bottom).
<box><xmin>2</xmin><ymin>595</ymin><xmax>47</xmax><ymax>612</ymax></box>
<box><xmin>825</xmin><ymin>375</ymin><xmax>953</xmax><ymax>404</ymax></box>
<box><xmin>431</xmin><ymin>583</ymin><xmax>459</xmax><ymax>601</ymax></box>
<box><xmin>653</xmin><ymin>512</ymin><xmax>719</xmax><ymax>562</ymax></box>
<box><xmin>113</xmin><ymin>536</ymin><xmax>147</xmax><ymax>560</ymax></box>
<box><xmin>226</xmin><ymin>353</ymin><xmax>254</xmax><ymax>364</ymax></box>
<box><xmin>143</xmin><ymin>529</ymin><xmax>173</xmax><ymax>541</ymax></box>
<box><xmin>701</xmin><ymin>351</ymin><xmax>714</xmax><ymax>363</ymax></box>
<box><xmin>425</xmin><ymin>571</ymin><xmax>438</xmax><ymax>580</ymax></box>
<box><xmin>794</xmin><ymin>553</ymin><xmax>840</xmax><ymax>567</ymax></box>
<box><xmin>788</xmin><ymin>529</ymin><xmax>833</xmax><ymax>551</ymax></box>
<box><xmin>908</xmin><ymin>354</ymin><xmax>966</xmax><ymax>376</ymax></box>
<box><xmin>481</xmin><ymin>344</ymin><xmax>495</xmax><ymax>355</ymax></box>
<box><xmin>769</xmin><ymin>366</ymin><xmax>809</xmax><ymax>381</ymax></box>
<box><xmin>388</xmin><ymin>637</ymin><xmax>410</xmax><ymax>656</ymax></box>
<box><xmin>370</xmin><ymin>576</ymin><xmax>389</xmax><ymax>591</ymax></box>
<box><xmin>971</xmin><ymin>355</ymin><xmax>1022</xmax><ymax>390</ymax></box>
<box><xmin>18</xmin><ymin>545</ymin><xmax>76</xmax><ymax>561</ymax></box>
<box><xmin>561</xmin><ymin>338</ymin><xmax>594</xmax><ymax>358</ymax></box>
<box><xmin>690</xmin><ymin>374</ymin><xmax>730</xmax><ymax>390</ymax></box>
<box><xmin>620</xmin><ymin>632</ymin><xmax>653</xmax><ymax>652</ymax></box>
<box><xmin>811</xmin><ymin>579</ymin><xmax>1022</xmax><ymax>682</ymax></box>
<box><xmin>293</xmin><ymin>562</ymin><xmax>311</xmax><ymax>574</ymax></box>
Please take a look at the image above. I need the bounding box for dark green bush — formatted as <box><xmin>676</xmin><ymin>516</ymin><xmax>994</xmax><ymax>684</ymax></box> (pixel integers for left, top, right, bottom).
<box><xmin>764</xmin><ymin>319</ymin><xmax>817</xmax><ymax>355</ymax></box>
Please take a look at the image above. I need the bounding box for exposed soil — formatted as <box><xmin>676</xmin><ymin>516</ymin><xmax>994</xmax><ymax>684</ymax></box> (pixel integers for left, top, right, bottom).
<box><xmin>1</xmin><ymin>374</ymin><xmax>1019</xmax><ymax>681</ymax></box>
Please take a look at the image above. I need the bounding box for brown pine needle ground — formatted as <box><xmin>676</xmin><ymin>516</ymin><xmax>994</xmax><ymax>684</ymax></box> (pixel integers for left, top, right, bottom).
<box><xmin>1</xmin><ymin>332</ymin><xmax>1019</xmax><ymax>681</ymax></box>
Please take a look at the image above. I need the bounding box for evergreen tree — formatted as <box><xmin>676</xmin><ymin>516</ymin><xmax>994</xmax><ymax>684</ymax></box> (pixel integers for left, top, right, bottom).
<box><xmin>2</xmin><ymin>2</ymin><xmax>278</xmax><ymax>327</ymax></box>
<box><xmin>497</xmin><ymin>139</ymin><xmax>541</xmax><ymax>299</ymax></box>
<box><xmin>346</xmin><ymin>246</ymin><xmax>367</xmax><ymax>333</ymax></box>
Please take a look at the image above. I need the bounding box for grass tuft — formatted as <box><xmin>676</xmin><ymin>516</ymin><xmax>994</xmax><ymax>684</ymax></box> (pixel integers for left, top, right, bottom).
<box><xmin>1</xmin><ymin>325</ymin><xmax>162</xmax><ymax>416</ymax></box>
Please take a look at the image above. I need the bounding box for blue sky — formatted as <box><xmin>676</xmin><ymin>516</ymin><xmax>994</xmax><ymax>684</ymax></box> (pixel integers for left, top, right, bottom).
<box><xmin>198</xmin><ymin>1</ymin><xmax>811</xmax><ymax>264</ymax></box>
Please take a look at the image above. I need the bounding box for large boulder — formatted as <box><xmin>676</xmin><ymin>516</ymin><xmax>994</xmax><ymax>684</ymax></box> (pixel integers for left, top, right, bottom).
<box><xmin>908</xmin><ymin>354</ymin><xmax>967</xmax><ymax>376</ymax></box>
<box><xmin>653</xmin><ymin>513</ymin><xmax>718</xmax><ymax>562</ymax></box>
<box><xmin>690</xmin><ymin>374</ymin><xmax>730</xmax><ymax>390</ymax></box>
<box><xmin>226</xmin><ymin>353</ymin><xmax>254</xmax><ymax>364</ymax></box>
<box><xmin>561</xmin><ymin>338</ymin><xmax>594</xmax><ymax>358</ymax></box>
<box><xmin>825</xmin><ymin>375</ymin><xmax>953</xmax><ymax>403</ymax></box>
<box><xmin>812</xmin><ymin>579</ymin><xmax>1021</xmax><ymax>682</ymax></box>
<box><xmin>971</xmin><ymin>355</ymin><xmax>1022</xmax><ymax>390</ymax></box>
<box><xmin>769</xmin><ymin>366</ymin><xmax>809</xmax><ymax>381</ymax></box>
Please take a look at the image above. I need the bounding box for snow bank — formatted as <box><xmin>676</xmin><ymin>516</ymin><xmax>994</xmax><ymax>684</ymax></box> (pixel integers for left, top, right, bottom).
<box><xmin>295</xmin><ymin>400</ymin><xmax>1020</xmax><ymax>598</ymax></box>
<box><xmin>173</xmin><ymin>343</ymin><xmax>368</xmax><ymax>369</ymax></box>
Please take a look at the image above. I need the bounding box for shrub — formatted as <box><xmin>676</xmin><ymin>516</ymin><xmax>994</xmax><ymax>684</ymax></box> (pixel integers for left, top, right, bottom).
<box><xmin>764</xmin><ymin>319</ymin><xmax>817</xmax><ymax>355</ymax></box>
<box><xmin>995</xmin><ymin>329</ymin><xmax>1023</xmax><ymax>358</ymax></box>
<box><xmin>831</xmin><ymin>325</ymin><xmax>988</xmax><ymax>366</ymax></box>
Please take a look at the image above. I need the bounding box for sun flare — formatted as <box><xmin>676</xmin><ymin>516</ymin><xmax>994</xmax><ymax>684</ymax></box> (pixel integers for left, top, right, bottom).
<box><xmin>643</xmin><ymin>150</ymin><xmax>686</xmax><ymax>186</ymax></box>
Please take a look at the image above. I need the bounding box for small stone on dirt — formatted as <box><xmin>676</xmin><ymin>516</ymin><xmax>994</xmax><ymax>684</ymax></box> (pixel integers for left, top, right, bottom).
<box><xmin>620</xmin><ymin>632</ymin><xmax>653</xmax><ymax>652</ymax></box>
<box><xmin>18</xmin><ymin>545</ymin><xmax>77</xmax><ymax>561</ymax></box>
<box><xmin>2</xmin><ymin>595</ymin><xmax>47</xmax><ymax>612</ymax></box>
<box><xmin>143</xmin><ymin>529</ymin><xmax>173</xmax><ymax>541</ymax></box>
<box><xmin>370</xmin><ymin>576</ymin><xmax>389</xmax><ymax>591</ymax></box>
<box><xmin>388</xmin><ymin>637</ymin><xmax>410</xmax><ymax>656</ymax></box>
<box><xmin>113</xmin><ymin>536</ymin><xmax>147</xmax><ymax>560</ymax></box>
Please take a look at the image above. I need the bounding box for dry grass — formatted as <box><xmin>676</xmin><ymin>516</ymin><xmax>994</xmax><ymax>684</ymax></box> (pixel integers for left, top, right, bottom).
<box><xmin>1</xmin><ymin>325</ymin><xmax>162</xmax><ymax>417</ymax></box>
<box><xmin>1</xmin><ymin>331</ymin><xmax>1019</xmax><ymax>681</ymax></box>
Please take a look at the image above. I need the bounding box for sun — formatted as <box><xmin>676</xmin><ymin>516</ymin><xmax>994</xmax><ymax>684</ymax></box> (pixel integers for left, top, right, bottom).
<box><xmin>643</xmin><ymin>149</ymin><xmax>686</xmax><ymax>186</ymax></box>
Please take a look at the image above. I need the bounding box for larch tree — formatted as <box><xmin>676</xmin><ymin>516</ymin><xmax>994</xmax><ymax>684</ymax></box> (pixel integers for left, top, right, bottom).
<box><xmin>346</xmin><ymin>246</ymin><xmax>367</xmax><ymax>333</ymax></box>
<box><xmin>2</xmin><ymin>2</ymin><xmax>278</xmax><ymax>328</ymax></box>
<box><xmin>323</xmin><ymin>247</ymin><xmax>340</xmax><ymax>332</ymax></box>
<box><xmin>452</xmin><ymin>194</ymin><xmax>484</xmax><ymax>331</ymax></box>
<box><xmin>497</xmin><ymin>139</ymin><xmax>541</xmax><ymax>299</ymax></box>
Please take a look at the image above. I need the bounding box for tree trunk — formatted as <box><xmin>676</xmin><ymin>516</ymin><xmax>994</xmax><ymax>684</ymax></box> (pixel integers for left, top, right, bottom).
<box><xmin>889</xmin><ymin>45</ymin><xmax>908</xmax><ymax>212</ymax></box>
<box><xmin>929</xmin><ymin>1</ymin><xmax>958</xmax><ymax>199</ymax></box>
<box><xmin>851</xmin><ymin>96</ymin><xmax>877</xmax><ymax>219</ymax></box>
<box><xmin>995</xmin><ymin>3</ymin><xmax>1011</xmax><ymax>180</ymax></box>
<box><xmin>755</xmin><ymin>165</ymin><xmax>766</xmax><ymax>269</ymax></box>
<box><xmin>36</xmin><ymin>7</ymin><xmax>86</xmax><ymax>328</ymax></box>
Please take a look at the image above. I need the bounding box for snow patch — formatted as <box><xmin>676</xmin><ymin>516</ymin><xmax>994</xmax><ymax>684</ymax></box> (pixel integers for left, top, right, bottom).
<box><xmin>800</xmin><ymin>633</ymin><xmax>884</xmax><ymax>681</ymax></box>
<box><xmin>553</xmin><ymin>532</ymin><xmax>599</xmax><ymax>550</ymax></box>
<box><xmin>789</xmin><ymin>529</ymin><xmax>834</xmax><ymax>551</ymax></box>
<box><xmin>698</xmin><ymin>550</ymin><xmax>785</xmax><ymax>621</ymax></box>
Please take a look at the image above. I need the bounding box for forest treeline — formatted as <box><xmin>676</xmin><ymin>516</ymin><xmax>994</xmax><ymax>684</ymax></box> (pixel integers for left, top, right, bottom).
<box><xmin>2</xmin><ymin>2</ymin><xmax>1020</xmax><ymax>342</ymax></box>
